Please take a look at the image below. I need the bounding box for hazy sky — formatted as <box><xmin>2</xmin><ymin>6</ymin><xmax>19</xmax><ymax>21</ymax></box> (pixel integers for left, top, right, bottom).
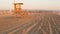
<box><xmin>0</xmin><ymin>0</ymin><xmax>60</xmax><ymax>10</ymax></box>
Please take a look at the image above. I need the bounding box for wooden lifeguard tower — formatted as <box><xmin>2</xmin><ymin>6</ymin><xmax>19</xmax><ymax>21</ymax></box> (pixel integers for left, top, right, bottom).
<box><xmin>14</xmin><ymin>0</ymin><xmax>23</xmax><ymax>14</ymax></box>
<box><xmin>14</xmin><ymin>3</ymin><xmax>23</xmax><ymax>14</ymax></box>
<box><xmin>13</xmin><ymin>0</ymin><xmax>28</xmax><ymax>18</ymax></box>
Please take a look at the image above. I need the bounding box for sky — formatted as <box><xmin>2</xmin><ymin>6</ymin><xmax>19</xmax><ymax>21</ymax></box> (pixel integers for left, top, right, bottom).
<box><xmin>0</xmin><ymin>0</ymin><xmax>60</xmax><ymax>10</ymax></box>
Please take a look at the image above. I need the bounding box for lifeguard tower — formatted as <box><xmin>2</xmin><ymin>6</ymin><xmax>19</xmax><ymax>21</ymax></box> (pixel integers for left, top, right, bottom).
<box><xmin>14</xmin><ymin>0</ymin><xmax>23</xmax><ymax>14</ymax></box>
<box><xmin>13</xmin><ymin>0</ymin><xmax>28</xmax><ymax>18</ymax></box>
<box><xmin>14</xmin><ymin>3</ymin><xmax>23</xmax><ymax>14</ymax></box>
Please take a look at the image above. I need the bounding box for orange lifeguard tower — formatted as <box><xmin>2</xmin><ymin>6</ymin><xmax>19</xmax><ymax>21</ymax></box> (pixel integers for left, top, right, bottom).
<box><xmin>14</xmin><ymin>3</ymin><xmax>23</xmax><ymax>14</ymax></box>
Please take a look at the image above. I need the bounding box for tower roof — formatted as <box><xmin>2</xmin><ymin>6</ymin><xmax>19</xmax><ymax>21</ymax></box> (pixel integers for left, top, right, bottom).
<box><xmin>14</xmin><ymin>3</ymin><xmax>23</xmax><ymax>5</ymax></box>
